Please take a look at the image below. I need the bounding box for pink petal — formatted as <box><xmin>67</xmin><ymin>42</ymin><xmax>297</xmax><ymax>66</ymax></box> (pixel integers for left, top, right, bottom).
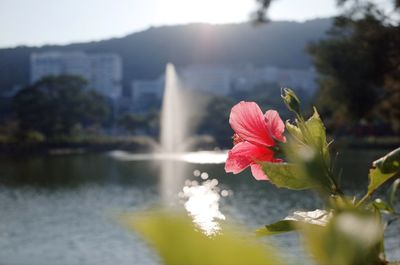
<box><xmin>250</xmin><ymin>164</ymin><xmax>269</xmax><ymax>180</ymax></box>
<box><xmin>229</xmin><ymin>101</ymin><xmax>275</xmax><ymax>147</ymax></box>
<box><xmin>225</xmin><ymin>141</ymin><xmax>275</xmax><ymax>174</ymax></box>
<box><xmin>265</xmin><ymin>110</ymin><xmax>286</xmax><ymax>142</ymax></box>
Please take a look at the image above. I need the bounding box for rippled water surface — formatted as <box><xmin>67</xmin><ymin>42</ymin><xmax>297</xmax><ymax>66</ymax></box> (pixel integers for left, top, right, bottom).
<box><xmin>0</xmin><ymin>149</ymin><xmax>398</xmax><ymax>265</ymax></box>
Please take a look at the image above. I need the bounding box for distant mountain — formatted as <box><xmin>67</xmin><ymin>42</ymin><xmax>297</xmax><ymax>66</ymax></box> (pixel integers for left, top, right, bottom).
<box><xmin>0</xmin><ymin>18</ymin><xmax>331</xmax><ymax>94</ymax></box>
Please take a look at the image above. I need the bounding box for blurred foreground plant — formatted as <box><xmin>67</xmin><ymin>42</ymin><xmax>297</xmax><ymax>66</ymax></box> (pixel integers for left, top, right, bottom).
<box><xmin>123</xmin><ymin>89</ymin><xmax>399</xmax><ymax>265</ymax></box>
<box><xmin>257</xmin><ymin>88</ymin><xmax>400</xmax><ymax>265</ymax></box>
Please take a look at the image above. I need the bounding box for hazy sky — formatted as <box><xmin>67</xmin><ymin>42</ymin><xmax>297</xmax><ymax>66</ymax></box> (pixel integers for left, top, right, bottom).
<box><xmin>0</xmin><ymin>0</ymin><xmax>339</xmax><ymax>48</ymax></box>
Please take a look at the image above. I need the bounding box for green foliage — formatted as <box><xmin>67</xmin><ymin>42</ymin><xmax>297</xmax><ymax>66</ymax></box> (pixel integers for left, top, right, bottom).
<box><xmin>257</xmin><ymin>210</ymin><xmax>332</xmax><ymax>236</ymax></box>
<box><xmin>263</xmin><ymin>91</ymin><xmax>336</xmax><ymax>194</ymax></box>
<box><xmin>309</xmin><ymin>14</ymin><xmax>384</xmax><ymax>118</ymax></box>
<box><xmin>302</xmin><ymin>108</ymin><xmax>328</xmax><ymax>154</ymax></box>
<box><xmin>117</xmin><ymin>113</ymin><xmax>148</xmax><ymax>133</ymax></box>
<box><xmin>256</xmin><ymin>220</ymin><xmax>313</xmax><ymax>236</ymax></box>
<box><xmin>259</xmin><ymin>89</ymin><xmax>398</xmax><ymax>265</ymax></box>
<box><xmin>356</xmin><ymin>148</ymin><xmax>400</xmax><ymax>206</ymax></box>
<box><xmin>123</xmin><ymin>209</ymin><xmax>284</xmax><ymax>265</ymax></box>
<box><xmin>261</xmin><ymin>162</ymin><xmax>314</xmax><ymax>190</ymax></box>
<box><xmin>12</xmin><ymin>75</ymin><xmax>111</xmax><ymax>138</ymax></box>
<box><xmin>256</xmin><ymin>220</ymin><xmax>298</xmax><ymax>236</ymax></box>
<box><xmin>367</xmin><ymin>168</ymin><xmax>398</xmax><ymax>200</ymax></box>
<box><xmin>291</xmin><ymin>107</ymin><xmax>331</xmax><ymax>166</ymax></box>
<box><xmin>372</xmin><ymin>198</ymin><xmax>393</xmax><ymax>213</ymax></box>
<box><xmin>123</xmin><ymin>89</ymin><xmax>400</xmax><ymax>265</ymax></box>
<box><xmin>301</xmin><ymin>210</ymin><xmax>383</xmax><ymax>265</ymax></box>
<box><xmin>197</xmin><ymin>95</ymin><xmax>234</xmax><ymax>147</ymax></box>
<box><xmin>373</xmin><ymin>147</ymin><xmax>400</xmax><ymax>174</ymax></box>
<box><xmin>308</xmin><ymin>4</ymin><xmax>400</xmax><ymax>132</ymax></box>
<box><xmin>285</xmin><ymin>120</ymin><xmax>303</xmax><ymax>141</ymax></box>
<box><xmin>23</xmin><ymin>130</ymin><xmax>45</xmax><ymax>143</ymax></box>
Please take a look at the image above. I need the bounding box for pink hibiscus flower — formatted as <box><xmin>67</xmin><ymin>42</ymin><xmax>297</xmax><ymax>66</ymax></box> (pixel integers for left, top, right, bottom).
<box><xmin>225</xmin><ymin>101</ymin><xmax>286</xmax><ymax>180</ymax></box>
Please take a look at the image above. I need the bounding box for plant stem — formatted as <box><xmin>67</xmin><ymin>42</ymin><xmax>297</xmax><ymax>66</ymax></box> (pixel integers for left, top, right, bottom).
<box><xmin>356</xmin><ymin>192</ymin><xmax>372</xmax><ymax>207</ymax></box>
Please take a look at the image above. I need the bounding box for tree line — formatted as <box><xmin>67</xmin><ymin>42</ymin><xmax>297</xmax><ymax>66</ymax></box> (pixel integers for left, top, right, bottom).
<box><xmin>256</xmin><ymin>0</ymin><xmax>400</xmax><ymax>135</ymax></box>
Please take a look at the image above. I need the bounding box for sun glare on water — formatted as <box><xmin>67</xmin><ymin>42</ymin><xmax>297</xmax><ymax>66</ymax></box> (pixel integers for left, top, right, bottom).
<box><xmin>109</xmin><ymin>150</ymin><xmax>228</xmax><ymax>164</ymax></box>
<box><xmin>180</xmin><ymin>172</ymin><xmax>230</xmax><ymax>236</ymax></box>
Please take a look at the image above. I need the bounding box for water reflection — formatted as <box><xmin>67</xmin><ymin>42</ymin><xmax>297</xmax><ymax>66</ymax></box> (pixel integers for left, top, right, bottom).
<box><xmin>155</xmin><ymin>150</ymin><xmax>227</xmax><ymax>234</ymax></box>
<box><xmin>0</xmin><ymin>149</ymin><xmax>398</xmax><ymax>264</ymax></box>
<box><xmin>159</xmin><ymin>159</ymin><xmax>186</xmax><ymax>205</ymax></box>
<box><xmin>108</xmin><ymin>150</ymin><xmax>227</xmax><ymax>164</ymax></box>
<box><xmin>180</xmin><ymin>173</ymin><xmax>226</xmax><ymax>236</ymax></box>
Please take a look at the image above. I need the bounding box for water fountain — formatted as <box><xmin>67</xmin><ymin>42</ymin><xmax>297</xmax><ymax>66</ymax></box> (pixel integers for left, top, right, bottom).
<box><xmin>109</xmin><ymin>63</ymin><xmax>227</xmax><ymax>162</ymax></box>
<box><xmin>159</xmin><ymin>63</ymin><xmax>188</xmax><ymax>203</ymax></box>
<box><xmin>109</xmin><ymin>64</ymin><xmax>227</xmax><ymax>228</ymax></box>
<box><xmin>160</xmin><ymin>63</ymin><xmax>188</xmax><ymax>153</ymax></box>
<box><xmin>158</xmin><ymin>64</ymin><xmax>226</xmax><ymax>234</ymax></box>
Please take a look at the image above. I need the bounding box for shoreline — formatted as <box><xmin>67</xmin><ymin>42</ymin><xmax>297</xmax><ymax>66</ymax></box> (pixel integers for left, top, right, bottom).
<box><xmin>0</xmin><ymin>137</ymin><xmax>155</xmax><ymax>157</ymax></box>
<box><xmin>0</xmin><ymin>136</ymin><xmax>398</xmax><ymax>157</ymax></box>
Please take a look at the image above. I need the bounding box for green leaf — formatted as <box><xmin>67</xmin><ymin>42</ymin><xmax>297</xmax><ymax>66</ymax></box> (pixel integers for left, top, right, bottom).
<box><xmin>301</xmin><ymin>211</ymin><xmax>384</xmax><ymax>265</ymax></box>
<box><xmin>261</xmin><ymin>162</ymin><xmax>315</xmax><ymax>190</ymax></box>
<box><xmin>304</xmin><ymin>107</ymin><xmax>327</xmax><ymax>147</ymax></box>
<box><xmin>285</xmin><ymin>120</ymin><xmax>303</xmax><ymax>142</ymax></box>
<box><xmin>302</xmin><ymin>107</ymin><xmax>330</xmax><ymax>163</ymax></box>
<box><xmin>123</xmin><ymin>209</ymin><xmax>285</xmax><ymax>265</ymax></box>
<box><xmin>256</xmin><ymin>220</ymin><xmax>297</xmax><ymax>236</ymax></box>
<box><xmin>257</xmin><ymin>210</ymin><xmax>330</xmax><ymax>237</ymax></box>
<box><xmin>367</xmin><ymin>167</ymin><xmax>397</xmax><ymax>197</ymax></box>
<box><xmin>372</xmin><ymin>198</ymin><xmax>393</xmax><ymax>212</ymax></box>
<box><xmin>359</xmin><ymin>148</ymin><xmax>400</xmax><ymax>205</ymax></box>
<box><xmin>373</xmin><ymin>147</ymin><xmax>400</xmax><ymax>174</ymax></box>
<box><xmin>285</xmin><ymin>108</ymin><xmax>328</xmax><ymax>151</ymax></box>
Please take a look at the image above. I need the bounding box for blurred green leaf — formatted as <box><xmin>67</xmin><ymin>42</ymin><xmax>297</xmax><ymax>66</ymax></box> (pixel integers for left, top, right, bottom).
<box><xmin>361</xmin><ymin>148</ymin><xmax>400</xmax><ymax>206</ymax></box>
<box><xmin>256</xmin><ymin>220</ymin><xmax>298</xmax><ymax>236</ymax></box>
<box><xmin>301</xmin><ymin>211</ymin><xmax>384</xmax><ymax>265</ymax></box>
<box><xmin>123</xmin><ymin>209</ymin><xmax>285</xmax><ymax>265</ymax></box>
<box><xmin>367</xmin><ymin>167</ymin><xmax>397</xmax><ymax>199</ymax></box>
<box><xmin>373</xmin><ymin>147</ymin><xmax>400</xmax><ymax>174</ymax></box>
<box><xmin>257</xmin><ymin>210</ymin><xmax>328</xmax><ymax>236</ymax></box>
<box><xmin>372</xmin><ymin>198</ymin><xmax>393</xmax><ymax>212</ymax></box>
<box><xmin>261</xmin><ymin>162</ymin><xmax>315</xmax><ymax>190</ymax></box>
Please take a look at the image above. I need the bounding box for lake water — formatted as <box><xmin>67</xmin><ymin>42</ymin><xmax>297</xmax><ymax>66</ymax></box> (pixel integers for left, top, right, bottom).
<box><xmin>0</xmin><ymin>149</ymin><xmax>398</xmax><ymax>265</ymax></box>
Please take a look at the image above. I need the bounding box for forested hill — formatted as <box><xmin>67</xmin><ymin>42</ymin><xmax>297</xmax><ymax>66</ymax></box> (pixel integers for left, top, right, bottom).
<box><xmin>0</xmin><ymin>18</ymin><xmax>331</xmax><ymax>91</ymax></box>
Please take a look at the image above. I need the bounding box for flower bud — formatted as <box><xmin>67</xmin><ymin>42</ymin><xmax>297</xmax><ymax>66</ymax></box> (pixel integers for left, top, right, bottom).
<box><xmin>281</xmin><ymin>88</ymin><xmax>301</xmax><ymax>115</ymax></box>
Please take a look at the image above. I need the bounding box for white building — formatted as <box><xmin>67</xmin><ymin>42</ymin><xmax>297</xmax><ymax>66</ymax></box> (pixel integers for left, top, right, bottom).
<box><xmin>90</xmin><ymin>54</ymin><xmax>122</xmax><ymax>99</ymax></box>
<box><xmin>231</xmin><ymin>65</ymin><xmax>317</xmax><ymax>94</ymax></box>
<box><xmin>129</xmin><ymin>64</ymin><xmax>317</xmax><ymax>106</ymax></box>
<box><xmin>30</xmin><ymin>51</ymin><xmax>122</xmax><ymax>99</ymax></box>
<box><xmin>131</xmin><ymin>78</ymin><xmax>164</xmax><ymax>102</ymax></box>
<box><xmin>130</xmin><ymin>65</ymin><xmax>231</xmax><ymax>103</ymax></box>
<box><xmin>262</xmin><ymin>67</ymin><xmax>316</xmax><ymax>92</ymax></box>
<box><xmin>180</xmin><ymin>65</ymin><xmax>231</xmax><ymax>95</ymax></box>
